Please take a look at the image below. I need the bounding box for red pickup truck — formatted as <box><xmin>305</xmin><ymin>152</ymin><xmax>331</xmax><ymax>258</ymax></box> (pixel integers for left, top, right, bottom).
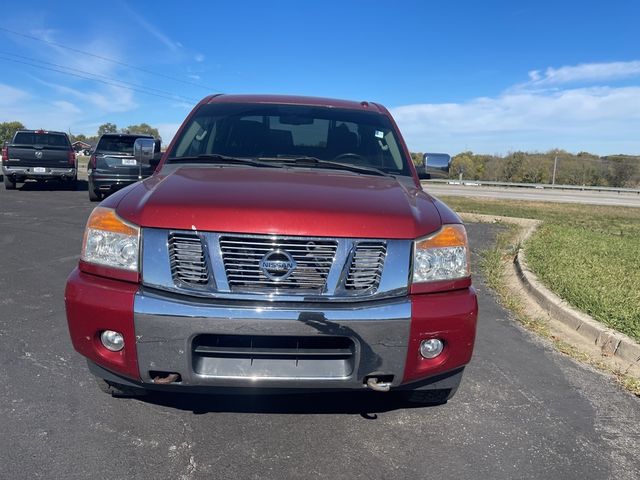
<box><xmin>65</xmin><ymin>94</ymin><xmax>477</xmax><ymax>405</ymax></box>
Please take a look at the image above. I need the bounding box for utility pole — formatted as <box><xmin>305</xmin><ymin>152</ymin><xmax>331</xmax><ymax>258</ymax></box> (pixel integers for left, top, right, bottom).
<box><xmin>552</xmin><ymin>155</ymin><xmax>558</xmax><ymax>186</ymax></box>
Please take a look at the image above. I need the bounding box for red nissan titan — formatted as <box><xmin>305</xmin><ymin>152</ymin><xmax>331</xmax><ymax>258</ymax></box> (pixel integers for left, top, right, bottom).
<box><xmin>65</xmin><ymin>94</ymin><xmax>478</xmax><ymax>404</ymax></box>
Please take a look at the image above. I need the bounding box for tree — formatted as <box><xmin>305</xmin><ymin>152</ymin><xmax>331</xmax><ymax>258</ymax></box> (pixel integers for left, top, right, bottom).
<box><xmin>97</xmin><ymin>123</ymin><xmax>118</xmax><ymax>136</ymax></box>
<box><xmin>0</xmin><ymin>121</ymin><xmax>26</xmax><ymax>144</ymax></box>
<box><xmin>450</xmin><ymin>152</ymin><xmax>476</xmax><ymax>180</ymax></box>
<box><xmin>520</xmin><ymin>157</ymin><xmax>547</xmax><ymax>183</ymax></box>
<box><xmin>410</xmin><ymin>152</ymin><xmax>424</xmax><ymax>166</ymax></box>
<box><xmin>500</xmin><ymin>152</ymin><xmax>525</xmax><ymax>182</ymax></box>
<box><xmin>70</xmin><ymin>133</ymin><xmax>88</xmax><ymax>143</ymax></box>
<box><xmin>125</xmin><ymin>123</ymin><xmax>161</xmax><ymax>140</ymax></box>
<box><xmin>607</xmin><ymin>157</ymin><xmax>637</xmax><ymax>187</ymax></box>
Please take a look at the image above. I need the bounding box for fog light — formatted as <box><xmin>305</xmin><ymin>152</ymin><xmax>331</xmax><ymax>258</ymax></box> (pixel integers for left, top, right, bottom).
<box><xmin>420</xmin><ymin>338</ymin><xmax>444</xmax><ymax>359</ymax></box>
<box><xmin>100</xmin><ymin>330</ymin><xmax>124</xmax><ymax>352</ymax></box>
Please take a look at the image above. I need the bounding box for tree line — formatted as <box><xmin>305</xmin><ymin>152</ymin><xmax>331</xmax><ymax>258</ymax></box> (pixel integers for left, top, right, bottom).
<box><xmin>0</xmin><ymin>121</ymin><xmax>161</xmax><ymax>147</ymax></box>
<box><xmin>70</xmin><ymin>122</ymin><xmax>161</xmax><ymax>146</ymax></box>
<box><xmin>412</xmin><ymin>150</ymin><xmax>640</xmax><ymax>188</ymax></box>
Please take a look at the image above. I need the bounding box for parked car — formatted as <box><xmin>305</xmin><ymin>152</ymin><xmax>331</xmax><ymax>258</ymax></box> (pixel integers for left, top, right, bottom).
<box><xmin>2</xmin><ymin>130</ymin><xmax>76</xmax><ymax>190</ymax></box>
<box><xmin>87</xmin><ymin>133</ymin><xmax>161</xmax><ymax>201</ymax></box>
<box><xmin>65</xmin><ymin>94</ymin><xmax>478</xmax><ymax>405</ymax></box>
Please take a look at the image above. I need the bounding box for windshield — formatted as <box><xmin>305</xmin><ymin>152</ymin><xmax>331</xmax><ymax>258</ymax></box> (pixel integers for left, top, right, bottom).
<box><xmin>97</xmin><ymin>135</ymin><xmax>150</xmax><ymax>154</ymax></box>
<box><xmin>13</xmin><ymin>132</ymin><xmax>70</xmax><ymax>147</ymax></box>
<box><xmin>168</xmin><ymin>103</ymin><xmax>412</xmax><ymax>176</ymax></box>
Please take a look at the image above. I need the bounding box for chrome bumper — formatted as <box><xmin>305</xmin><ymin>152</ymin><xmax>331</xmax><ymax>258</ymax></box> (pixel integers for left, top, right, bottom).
<box><xmin>134</xmin><ymin>289</ymin><xmax>411</xmax><ymax>389</ymax></box>
<box><xmin>3</xmin><ymin>166</ymin><xmax>76</xmax><ymax>178</ymax></box>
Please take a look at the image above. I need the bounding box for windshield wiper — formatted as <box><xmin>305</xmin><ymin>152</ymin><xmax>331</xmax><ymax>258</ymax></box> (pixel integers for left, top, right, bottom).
<box><xmin>167</xmin><ymin>154</ymin><xmax>280</xmax><ymax>168</ymax></box>
<box><xmin>258</xmin><ymin>156</ymin><xmax>392</xmax><ymax>177</ymax></box>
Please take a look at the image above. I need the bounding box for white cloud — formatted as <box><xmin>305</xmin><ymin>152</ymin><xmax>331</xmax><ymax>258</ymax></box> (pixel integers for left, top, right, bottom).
<box><xmin>30</xmin><ymin>76</ymin><xmax>137</xmax><ymax>113</ymax></box>
<box><xmin>84</xmin><ymin>85</ymin><xmax>137</xmax><ymax>113</ymax></box>
<box><xmin>3</xmin><ymin>28</ymin><xmax>140</xmax><ymax>131</ymax></box>
<box><xmin>0</xmin><ymin>83</ymin><xmax>81</xmax><ymax>132</ymax></box>
<box><xmin>194</xmin><ymin>54</ymin><xmax>205</xmax><ymax>63</ymax></box>
<box><xmin>0</xmin><ymin>84</ymin><xmax>30</xmax><ymax>106</ymax></box>
<box><xmin>392</xmin><ymin>61</ymin><xmax>640</xmax><ymax>155</ymax></box>
<box><xmin>29</xmin><ymin>28</ymin><xmax>121</xmax><ymax>78</ymax></box>
<box><xmin>524</xmin><ymin>60</ymin><xmax>640</xmax><ymax>87</ymax></box>
<box><xmin>52</xmin><ymin>100</ymin><xmax>82</xmax><ymax>115</ymax></box>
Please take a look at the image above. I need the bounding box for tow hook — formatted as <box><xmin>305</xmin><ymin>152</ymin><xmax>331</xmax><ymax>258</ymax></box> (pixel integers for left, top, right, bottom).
<box><xmin>152</xmin><ymin>372</ymin><xmax>181</xmax><ymax>384</ymax></box>
<box><xmin>366</xmin><ymin>377</ymin><xmax>392</xmax><ymax>392</ymax></box>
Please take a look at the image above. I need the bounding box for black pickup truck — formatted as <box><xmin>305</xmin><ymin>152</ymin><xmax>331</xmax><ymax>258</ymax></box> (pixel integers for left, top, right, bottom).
<box><xmin>2</xmin><ymin>130</ymin><xmax>77</xmax><ymax>190</ymax></box>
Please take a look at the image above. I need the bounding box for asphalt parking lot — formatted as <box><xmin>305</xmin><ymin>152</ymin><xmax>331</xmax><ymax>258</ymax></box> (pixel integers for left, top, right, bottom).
<box><xmin>1</xmin><ymin>181</ymin><xmax>639</xmax><ymax>480</ymax></box>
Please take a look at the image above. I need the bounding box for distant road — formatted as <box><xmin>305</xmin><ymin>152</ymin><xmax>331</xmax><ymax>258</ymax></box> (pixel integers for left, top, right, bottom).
<box><xmin>423</xmin><ymin>183</ymin><xmax>640</xmax><ymax>208</ymax></box>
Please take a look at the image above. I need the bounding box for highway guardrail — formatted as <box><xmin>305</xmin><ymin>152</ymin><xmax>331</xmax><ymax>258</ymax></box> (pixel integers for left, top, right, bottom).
<box><xmin>422</xmin><ymin>179</ymin><xmax>640</xmax><ymax>195</ymax></box>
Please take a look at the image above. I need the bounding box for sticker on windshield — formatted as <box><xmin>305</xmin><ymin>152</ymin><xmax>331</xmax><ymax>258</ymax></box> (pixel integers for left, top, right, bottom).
<box><xmin>374</xmin><ymin>130</ymin><xmax>384</xmax><ymax>139</ymax></box>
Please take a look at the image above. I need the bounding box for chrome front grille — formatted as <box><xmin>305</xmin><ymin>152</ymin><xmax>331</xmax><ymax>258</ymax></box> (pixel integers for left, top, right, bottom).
<box><xmin>145</xmin><ymin>229</ymin><xmax>406</xmax><ymax>301</ymax></box>
<box><xmin>168</xmin><ymin>232</ymin><xmax>209</xmax><ymax>286</ymax></box>
<box><xmin>346</xmin><ymin>242</ymin><xmax>387</xmax><ymax>292</ymax></box>
<box><xmin>219</xmin><ymin>235</ymin><xmax>338</xmax><ymax>292</ymax></box>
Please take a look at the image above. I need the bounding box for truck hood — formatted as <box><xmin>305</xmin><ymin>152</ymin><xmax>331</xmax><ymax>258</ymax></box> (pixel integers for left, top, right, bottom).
<box><xmin>115</xmin><ymin>166</ymin><xmax>443</xmax><ymax>239</ymax></box>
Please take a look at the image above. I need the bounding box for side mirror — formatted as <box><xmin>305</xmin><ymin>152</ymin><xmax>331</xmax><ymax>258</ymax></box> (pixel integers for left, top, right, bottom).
<box><xmin>134</xmin><ymin>138</ymin><xmax>156</xmax><ymax>166</ymax></box>
<box><xmin>423</xmin><ymin>153</ymin><xmax>451</xmax><ymax>179</ymax></box>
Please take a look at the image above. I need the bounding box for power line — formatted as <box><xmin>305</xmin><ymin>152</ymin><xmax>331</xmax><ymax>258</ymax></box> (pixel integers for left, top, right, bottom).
<box><xmin>0</xmin><ymin>54</ymin><xmax>196</xmax><ymax>103</ymax></box>
<box><xmin>0</xmin><ymin>51</ymin><xmax>198</xmax><ymax>103</ymax></box>
<box><xmin>0</xmin><ymin>25</ymin><xmax>212</xmax><ymax>91</ymax></box>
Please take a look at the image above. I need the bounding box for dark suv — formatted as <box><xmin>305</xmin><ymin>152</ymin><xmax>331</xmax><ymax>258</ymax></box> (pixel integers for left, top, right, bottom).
<box><xmin>87</xmin><ymin>133</ymin><xmax>160</xmax><ymax>201</ymax></box>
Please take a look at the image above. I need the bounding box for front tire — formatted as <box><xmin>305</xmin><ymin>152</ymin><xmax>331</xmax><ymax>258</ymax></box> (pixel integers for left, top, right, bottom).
<box><xmin>4</xmin><ymin>176</ymin><xmax>16</xmax><ymax>190</ymax></box>
<box><xmin>88</xmin><ymin>184</ymin><xmax>102</xmax><ymax>202</ymax></box>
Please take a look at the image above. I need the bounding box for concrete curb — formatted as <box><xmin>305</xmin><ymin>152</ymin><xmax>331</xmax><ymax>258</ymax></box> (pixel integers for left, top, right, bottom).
<box><xmin>460</xmin><ymin>212</ymin><xmax>640</xmax><ymax>367</ymax></box>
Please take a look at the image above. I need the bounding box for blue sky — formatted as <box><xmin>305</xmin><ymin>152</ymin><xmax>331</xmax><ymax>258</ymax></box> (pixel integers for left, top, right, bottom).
<box><xmin>1</xmin><ymin>0</ymin><xmax>640</xmax><ymax>154</ymax></box>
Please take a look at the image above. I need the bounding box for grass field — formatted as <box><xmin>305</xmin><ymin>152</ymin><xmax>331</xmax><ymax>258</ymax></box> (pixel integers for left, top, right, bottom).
<box><xmin>440</xmin><ymin>196</ymin><xmax>640</xmax><ymax>342</ymax></box>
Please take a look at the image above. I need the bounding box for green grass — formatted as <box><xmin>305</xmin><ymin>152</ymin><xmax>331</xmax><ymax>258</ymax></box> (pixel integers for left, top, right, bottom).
<box><xmin>479</xmin><ymin>225</ymin><xmax>551</xmax><ymax>335</ymax></box>
<box><xmin>442</xmin><ymin>197</ymin><xmax>640</xmax><ymax>342</ymax></box>
<box><xmin>527</xmin><ymin>224</ymin><xmax>640</xmax><ymax>340</ymax></box>
<box><xmin>441</xmin><ymin>197</ymin><xmax>640</xmax><ymax>236</ymax></box>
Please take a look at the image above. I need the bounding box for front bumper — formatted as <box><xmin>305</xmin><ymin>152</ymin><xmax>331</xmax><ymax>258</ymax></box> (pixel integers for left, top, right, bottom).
<box><xmin>3</xmin><ymin>166</ymin><xmax>76</xmax><ymax>180</ymax></box>
<box><xmin>65</xmin><ymin>269</ymin><xmax>477</xmax><ymax>391</ymax></box>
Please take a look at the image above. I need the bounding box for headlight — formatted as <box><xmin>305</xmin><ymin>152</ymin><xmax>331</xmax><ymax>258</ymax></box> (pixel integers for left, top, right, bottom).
<box><xmin>412</xmin><ymin>224</ymin><xmax>470</xmax><ymax>283</ymax></box>
<box><xmin>81</xmin><ymin>207</ymin><xmax>140</xmax><ymax>271</ymax></box>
